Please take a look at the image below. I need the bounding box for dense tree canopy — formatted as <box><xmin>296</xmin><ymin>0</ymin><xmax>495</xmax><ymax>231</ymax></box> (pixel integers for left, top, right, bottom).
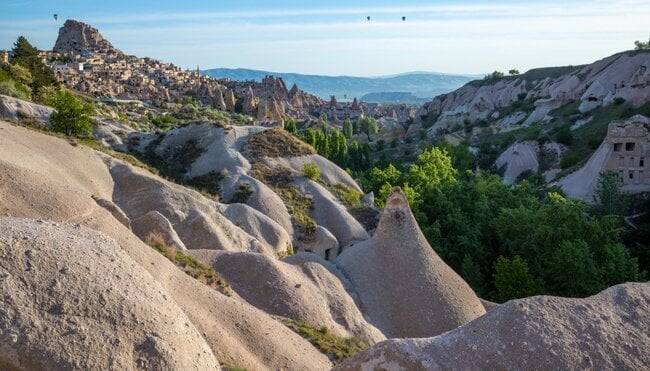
<box><xmin>284</xmin><ymin>119</ymin><xmax>645</xmax><ymax>302</ymax></box>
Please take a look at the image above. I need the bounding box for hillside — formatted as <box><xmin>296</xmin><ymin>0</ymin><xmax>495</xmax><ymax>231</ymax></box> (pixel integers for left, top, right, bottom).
<box><xmin>203</xmin><ymin>68</ymin><xmax>475</xmax><ymax>102</ymax></box>
<box><xmin>1</xmin><ymin>16</ymin><xmax>649</xmax><ymax>370</ymax></box>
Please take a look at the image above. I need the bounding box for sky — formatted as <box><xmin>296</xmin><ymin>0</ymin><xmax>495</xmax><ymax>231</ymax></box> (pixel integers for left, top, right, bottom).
<box><xmin>1</xmin><ymin>0</ymin><xmax>648</xmax><ymax>76</ymax></box>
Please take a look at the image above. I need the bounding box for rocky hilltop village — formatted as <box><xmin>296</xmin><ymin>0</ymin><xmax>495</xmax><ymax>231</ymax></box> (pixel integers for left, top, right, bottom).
<box><xmin>46</xmin><ymin>20</ymin><xmax>412</xmax><ymax>127</ymax></box>
<box><xmin>0</xmin><ymin>18</ymin><xmax>649</xmax><ymax>371</ymax></box>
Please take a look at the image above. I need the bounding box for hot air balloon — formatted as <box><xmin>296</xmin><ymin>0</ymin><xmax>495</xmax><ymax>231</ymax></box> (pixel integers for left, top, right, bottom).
<box><xmin>53</xmin><ymin>14</ymin><xmax>58</xmax><ymax>21</ymax></box>
<box><xmin>366</xmin><ymin>16</ymin><xmax>371</xmax><ymax>21</ymax></box>
<box><xmin>402</xmin><ymin>16</ymin><xmax>406</xmax><ymax>21</ymax></box>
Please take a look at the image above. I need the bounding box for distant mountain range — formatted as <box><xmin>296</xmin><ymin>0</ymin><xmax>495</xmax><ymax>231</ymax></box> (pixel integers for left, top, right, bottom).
<box><xmin>202</xmin><ymin>68</ymin><xmax>477</xmax><ymax>104</ymax></box>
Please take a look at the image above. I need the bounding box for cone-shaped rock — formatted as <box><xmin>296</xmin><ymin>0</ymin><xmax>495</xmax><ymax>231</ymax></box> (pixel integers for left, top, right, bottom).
<box><xmin>337</xmin><ymin>187</ymin><xmax>486</xmax><ymax>338</ymax></box>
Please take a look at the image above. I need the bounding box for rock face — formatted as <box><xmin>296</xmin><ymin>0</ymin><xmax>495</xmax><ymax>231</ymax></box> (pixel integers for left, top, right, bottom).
<box><xmin>0</xmin><ymin>217</ymin><xmax>219</xmax><ymax>370</ymax></box>
<box><xmin>189</xmin><ymin>250</ymin><xmax>386</xmax><ymax>344</ymax></box>
<box><xmin>417</xmin><ymin>51</ymin><xmax>650</xmax><ymax>131</ymax></box>
<box><xmin>53</xmin><ymin>19</ymin><xmax>117</xmax><ymax>54</ymax></box>
<box><xmin>0</xmin><ymin>94</ymin><xmax>53</xmax><ymax>124</ymax></box>
<box><xmin>336</xmin><ymin>282</ymin><xmax>650</xmax><ymax>371</ymax></box>
<box><xmin>495</xmin><ymin>141</ymin><xmax>540</xmax><ymax>183</ymax></box>
<box><xmin>0</xmin><ymin>120</ymin><xmax>334</xmax><ymax>370</ymax></box>
<box><xmin>336</xmin><ymin>187</ymin><xmax>486</xmax><ymax>338</ymax></box>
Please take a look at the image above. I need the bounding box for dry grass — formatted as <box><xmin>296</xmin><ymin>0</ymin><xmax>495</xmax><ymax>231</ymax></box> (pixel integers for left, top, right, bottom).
<box><xmin>146</xmin><ymin>234</ymin><xmax>232</xmax><ymax>296</ymax></box>
<box><xmin>243</xmin><ymin>127</ymin><xmax>315</xmax><ymax>160</ymax></box>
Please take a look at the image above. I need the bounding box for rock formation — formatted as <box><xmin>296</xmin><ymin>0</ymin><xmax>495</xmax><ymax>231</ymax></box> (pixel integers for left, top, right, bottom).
<box><xmin>0</xmin><ymin>120</ymin><xmax>334</xmax><ymax>370</ymax></box>
<box><xmin>336</xmin><ymin>187</ymin><xmax>486</xmax><ymax>338</ymax></box>
<box><xmin>0</xmin><ymin>217</ymin><xmax>219</xmax><ymax>370</ymax></box>
<box><xmin>417</xmin><ymin>51</ymin><xmax>650</xmax><ymax>131</ymax></box>
<box><xmin>53</xmin><ymin>19</ymin><xmax>117</xmax><ymax>54</ymax></box>
<box><xmin>336</xmin><ymin>282</ymin><xmax>650</xmax><ymax>370</ymax></box>
<box><xmin>188</xmin><ymin>250</ymin><xmax>386</xmax><ymax>344</ymax></box>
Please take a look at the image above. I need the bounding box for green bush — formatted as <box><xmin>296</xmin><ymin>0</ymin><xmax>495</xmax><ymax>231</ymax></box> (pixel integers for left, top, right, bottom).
<box><xmin>555</xmin><ymin>125</ymin><xmax>573</xmax><ymax>145</ymax></box>
<box><xmin>303</xmin><ymin>161</ymin><xmax>320</xmax><ymax>180</ymax></box>
<box><xmin>0</xmin><ymin>80</ymin><xmax>30</xmax><ymax>100</ymax></box>
<box><xmin>50</xmin><ymin>90</ymin><xmax>94</xmax><ymax>136</ymax></box>
<box><xmin>613</xmin><ymin>97</ymin><xmax>626</xmax><ymax>105</ymax></box>
<box><xmin>560</xmin><ymin>154</ymin><xmax>580</xmax><ymax>169</ymax></box>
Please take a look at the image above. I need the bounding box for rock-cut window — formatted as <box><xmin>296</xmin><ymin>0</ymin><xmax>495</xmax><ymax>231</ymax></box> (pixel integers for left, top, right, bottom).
<box><xmin>626</xmin><ymin>142</ymin><xmax>635</xmax><ymax>151</ymax></box>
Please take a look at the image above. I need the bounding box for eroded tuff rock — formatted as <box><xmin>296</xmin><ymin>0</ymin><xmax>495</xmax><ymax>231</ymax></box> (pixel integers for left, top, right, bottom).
<box><xmin>53</xmin><ymin>19</ymin><xmax>117</xmax><ymax>54</ymax></box>
<box><xmin>336</xmin><ymin>282</ymin><xmax>650</xmax><ymax>371</ymax></box>
<box><xmin>0</xmin><ymin>217</ymin><xmax>219</xmax><ymax>371</ymax></box>
<box><xmin>189</xmin><ymin>250</ymin><xmax>386</xmax><ymax>344</ymax></box>
<box><xmin>336</xmin><ymin>187</ymin><xmax>486</xmax><ymax>338</ymax></box>
<box><xmin>0</xmin><ymin>120</ymin><xmax>334</xmax><ymax>370</ymax></box>
<box><xmin>417</xmin><ymin>51</ymin><xmax>650</xmax><ymax>131</ymax></box>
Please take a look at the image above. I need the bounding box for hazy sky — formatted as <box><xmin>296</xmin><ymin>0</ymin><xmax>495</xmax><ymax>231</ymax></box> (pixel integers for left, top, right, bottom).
<box><xmin>1</xmin><ymin>0</ymin><xmax>648</xmax><ymax>76</ymax></box>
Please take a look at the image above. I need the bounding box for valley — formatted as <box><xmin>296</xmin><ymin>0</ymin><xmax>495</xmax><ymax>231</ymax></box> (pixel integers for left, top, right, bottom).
<box><xmin>0</xmin><ymin>14</ymin><xmax>649</xmax><ymax>371</ymax></box>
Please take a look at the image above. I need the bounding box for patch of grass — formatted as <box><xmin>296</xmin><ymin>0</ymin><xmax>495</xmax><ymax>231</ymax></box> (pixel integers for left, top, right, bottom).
<box><xmin>218</xmin><ymin>362</ymin><xmax>247</xmax><ymax>371</ymax></box>
<box><xmin>277</xmin><ymin>244</ymin><xmax>294</xmax><ymax>259</ymax></box>
<box><xmin>249</xmin><ymin>162</ymin><xmax>294</xmax><ymax>188</ymax></box>
<box><xmin>229</xmin><ymin>182</ymin><xmax>254</xmax><ymax>204</ymax></box>
<box><xmin>243</xmin><ymin>127</ymin><xmax>315</xmax><ymax>160</ymax></box>
<box><xmin>146</xmin><ymin>235</ymin><xmax>231</xmax><ymax>296</ymax></box>
<box><xmin>186</xmin><ymin>171</ymin><xmax>224</xmax><ymax>200</ymax></box>
<box><xmin>277</xmin><ymin>317</ymin><xmax>368</xmax><ymax>364</ymax></box>
<box><xmin>278</xmin><ymin>187</ymin><xmax>316</xmax><ymax>238</ymax></box>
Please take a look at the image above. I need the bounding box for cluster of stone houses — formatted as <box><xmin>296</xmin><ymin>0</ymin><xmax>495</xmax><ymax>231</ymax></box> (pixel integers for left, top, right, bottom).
<box><xmin>43</xmin><ymin>49</ymin><xmax>228</xmax><ymax>107</ymax></box>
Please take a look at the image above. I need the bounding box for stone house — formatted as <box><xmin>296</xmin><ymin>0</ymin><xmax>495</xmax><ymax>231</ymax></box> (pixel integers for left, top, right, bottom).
<box><xmin>606</xmin><ymin>115</ymin><xmax>650</xmax><ymax>186</ymax></box>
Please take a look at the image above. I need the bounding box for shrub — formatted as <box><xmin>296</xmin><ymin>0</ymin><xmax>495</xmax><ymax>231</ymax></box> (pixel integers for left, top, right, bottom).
<box><xmin>0</xmin><ymin>80</ymin><xmax>30</xmax><ymax>100</ymax></box>
<box><xmin>524</xmin><ymin>125</ymin><xmax>542</xmax><ymax>141</ymax></box>
<box><xmin>229</xmin><ymin>183</ymin><xmax>253</xmax><ymax>203</ymax></box>
<box><xmin>303</xmin><ymin>161</ymin><xmax>320</xmax><ymax>180</ymax></box>
<box><xmin>613</xmin><ymin>97</ymin><xmax>626</xmax><ymax>105</ymax></box>
<box><xmin>555</xmin><ymin>125</ymin><xmax>573</xmax><ymax>145</ymax></box>
<box><xmin>560</xmin><ymin>154</ymin><xmax>580</xmax><ymax>169</ymax></box>
<box><xmin>50</xmin><ymin>90</ymin><xmax>94</xmax><ymax>136</ymax></box>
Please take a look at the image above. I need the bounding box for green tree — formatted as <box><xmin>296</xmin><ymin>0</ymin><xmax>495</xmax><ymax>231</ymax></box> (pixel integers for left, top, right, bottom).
<box><xmin>508</xmin><ymin>69</ymin><xmax>520</xmax><ymax>75</ymax></box>
<box><xmin>284</xmin><ymin>118</ymin><xmax>297</xmax><ymax>134</ymax></box>
<box><xmin>50</xmin><ymin>90</ymin><xmax>94</xmax><ymax>136</ymax></box>
<box><xmin>342</xmin><ymin>119</ymin><xmax>353</xmax><ymax>139</ymax></box>
<box><xmin>8</xmin><ymin>63</ymin><xmax>33</xmax><ymax>86</ymax></box>
<box><xmin>484</xmin><ymin>70</ymin><xmax>505</xmax><ymax>80</ymax></box>
<box><xmin>634</xmin><ymin>37</ymin><xmax>650</xmax><ymax>50</ymax></box>
<box><xmin>358</xmin><ymin>116</ymin><xmax>378</xmax><ymax>137</ymax></box>
<box><xmin>493</xmin><ymin>256</ymin><xmax>543</xmax><ymax>302</ymax></box>
<box><xmin>10</xmin><ymin>36</ymin><xmax>58</xmax><ymax>95</ymax></box>
<box><xmin>407</xmin><ymin>147</ymin><xmax>457</xmax><ymax>192</ymax></box>
<box><xmin>461</xmin><ymin>254</ymin><xmax>485</xmax><ymax>295</ymax></box>
<box><xmin>592</xmin><ymin>171</ymin><xmax>629</xmax><ymax>217</ymax></box>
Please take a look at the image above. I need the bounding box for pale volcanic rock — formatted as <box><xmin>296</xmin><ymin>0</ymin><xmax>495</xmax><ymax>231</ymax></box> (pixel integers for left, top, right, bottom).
<box><xmin>418</xmin><ymin>51</ymin><xmax>650</xmax><ymax>131</ymax></box>
<box><xmin>220</xmin><ymin>202</ymin><xmax>293</xmax><ymax>254</ymax></box>
<box><xmin>0</xmin><ymin>94</ymin><xmax>53</xmax><ymax>124</ymax></box>
<box><xmin>189</xmin><ymin>250</ymin><xmax>386</xmax><ymax>344</ymax></box>
<box><xmin>0</xmin><ymin>120</ymin><xmax>333</xmax><ymax>370</ymax></box>
<box><xmin>295</xmin><ymin>178</ymin><xmax>370</xmax><ymax>250</ymax></box>
<box><xmin>0</xmin><ymin>217</ymin><xmax>219</xmax><ymax>371</ymax></box>
<box><xmin>337</xmin><ymin>187</ymin><xmax>486</xmax><ymax>338</ymax></box>
<box><xmin>495</xmin><ymin>141</ymin><xmax>540</xmax><ymax>183</ymax></box>
<box><xmin>336</xmin><ymin>282</ymin><xmax>650</xmax><ymax>371</ymax></box>
<box><xmin>53</xmin><ymin>19</ymin><xmax>117</xmax><ymax>54</ymax></box>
